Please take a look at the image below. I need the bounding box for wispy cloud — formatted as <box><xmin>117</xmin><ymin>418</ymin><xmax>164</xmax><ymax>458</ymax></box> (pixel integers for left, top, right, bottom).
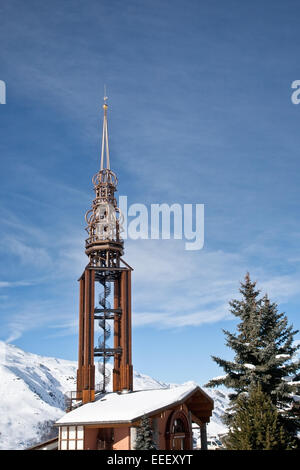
<box><xmin>127</xmin><ymin>240</ymin><xmax>241</xmax><ymax>327</ymax></box>
<box><xmin>0</xmin><ymin>281</ymin><xmax>34</xmax><ymax>288</ymax></box>
<box><xmin>1</xmin><ymin>237</ymin><xmax>52</xmax><ymax>268</ymax></box>
<box><xmin>124</xmin><ymin>239</ymin><xmax>300</xmax><ymax>328</ymax></box>
<box><xmin>2</xmin><ymin>219</ymin><xmax>300</xmax><ymax>340</ymax></box>
<box><xmin>3</xmin><ymin>300</ymin><xmax>66</xmax><ymax>343</ymax></box>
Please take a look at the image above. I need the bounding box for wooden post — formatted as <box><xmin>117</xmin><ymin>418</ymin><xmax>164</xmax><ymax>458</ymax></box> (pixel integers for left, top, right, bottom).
<box><xmin>76</xmin><ymin>276</ymin><xmax>85</xmax><ymax>399</ymax></box>
<box><xmin>120</xmin><ymin>269</ymin><xmax>133</xmax><ymax>391</ymax></box>
<box><xmin>82</xmin><ymin>268</ymin><xmax>95</xmax><ymax>404</ymax></box>
<box><xmin>113</xmin><ymin>275</ymin><xmax>121</xmax><ymax>391</ymax></box>
<box><xmin>200</xmin><ymin>422</ymin><xmax>207</xmax><ymax>450</ymax></box>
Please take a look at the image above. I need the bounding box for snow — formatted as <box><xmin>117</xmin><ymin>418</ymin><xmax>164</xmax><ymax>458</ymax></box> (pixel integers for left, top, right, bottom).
<box><xmin>0</xmin><ymin>341</ymin><xmax>230</xmax><ymax>449</ymax></box>
<box><xmin>56</xmin><ymin>383</ymin><xmax>201</xmax><ymax>425</ymax></box>
<box><xmin>203</xmin><ymin>388</ymin><xmax>229</xmax><ymax>438</ymax></box>
<box><xmin>275</xmin><ymin>354</ymin><xmax>291</xmax><ymax>359</ymax></box>
<box><xmin>0</xmin><ymin>342</ymin><xmax>76</xmax><ymax>450</ymax></box>
<box><xmin>210</xmin><ymin>375</ymin><xmax>228</xmax><ymax>381</ymax></box>
<box><xmin>244</xmin><ymin>363</ymin><xmax>256</xmax><ymax>370</ymax></box>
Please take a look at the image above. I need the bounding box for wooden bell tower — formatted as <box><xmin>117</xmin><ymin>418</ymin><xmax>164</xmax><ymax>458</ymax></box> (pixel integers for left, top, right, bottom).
<box><xmin>76</xmin><ymin>96</ymin><xmax>133</xmax><ymax>404</ymax></box>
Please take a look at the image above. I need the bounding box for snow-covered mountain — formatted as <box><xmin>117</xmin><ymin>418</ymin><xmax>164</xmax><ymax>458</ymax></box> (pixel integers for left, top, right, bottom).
<box><xmin>0</xmin><ymin>341</ymin><xmax>229</xmax><ymax>450</ymax></box>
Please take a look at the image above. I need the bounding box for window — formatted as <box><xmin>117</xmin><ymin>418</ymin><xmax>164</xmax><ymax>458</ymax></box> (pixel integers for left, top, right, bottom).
<box><xmin>172</xmin><ymin>419</ymin><xmax>185</xmax><ymax>434</ymax></box>
<box><xmin>59</xmin><ymin>425</ymin><xmax>84</xmax><ymax>450</ymax></box>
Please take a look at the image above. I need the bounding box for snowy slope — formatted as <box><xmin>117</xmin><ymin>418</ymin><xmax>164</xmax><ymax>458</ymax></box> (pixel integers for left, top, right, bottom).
<box><xmin>0</xmin><ymin>341</ymin><xmax>229</xmax><ymax>450</ymax></box>
<box><xmin>203</xmin><ymin>388</ymin><xmax>229</xmax><ymax>438</ymax></box>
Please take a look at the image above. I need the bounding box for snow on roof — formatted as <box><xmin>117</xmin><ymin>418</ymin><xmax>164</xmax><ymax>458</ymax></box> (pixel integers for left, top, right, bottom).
<box><xmin>56</xmin><ymin>383</ymin><xmax>205</xmax><ymax>426</ymax></box>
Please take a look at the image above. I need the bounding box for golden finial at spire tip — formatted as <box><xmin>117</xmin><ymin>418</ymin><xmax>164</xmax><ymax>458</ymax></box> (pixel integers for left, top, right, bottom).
<box><xmin>103</xmin><ymin>84</ymin><xmax>108</xmax><ymax>109</ymax></box>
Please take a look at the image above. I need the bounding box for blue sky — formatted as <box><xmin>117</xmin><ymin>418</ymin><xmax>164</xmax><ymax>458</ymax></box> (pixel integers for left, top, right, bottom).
<box><xmin>0</xmin><ymin>0</ymin><xmax>300</xmax><ymax>386</ymax></box>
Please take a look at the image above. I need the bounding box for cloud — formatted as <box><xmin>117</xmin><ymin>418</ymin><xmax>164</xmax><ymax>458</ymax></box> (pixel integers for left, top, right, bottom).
<box><xmin>1</xmin><ymin>194</ymin><xmax>300</xmax><ymax>338</ymax></box>
<box><xmin>0</xmin><ymin>281</ymin><xmax>34</xmax><ymax>288</ymax></box>
<box><xmin>3</xmin><ymin>226</ymin><xmax>299</xmax><ymax>339</ymax></box>
<box><xmin>132</xmin><ymin>304</ymin><xmax>231</xmax><ymax>328</ymax></box>
<box><xmin>259</xmin><ymin>275</ymin><xmax>300</xmax><ymax>302</ymax></box>
<box><xmin>125</xmin><ymin>240</ymin><xmax>246</xmax><ymax>328</ymax></box>
<box><xmin>123</xmin><ymin>239</ymin><xmax>300</xmax><ymax>328</ymax></box>
<box><xmin>4</xmin><ymin>302</ymin><xmax>52</xmax><ymax>343</ymax></box>
<box><xmin>3</xmin><ymin>238</ymin><xmax>52</xmax><ymax>268</ymax></box>
<box><xmin>46</xmin><ymin>318</ymin><xmax>79</xmax><ymax>338</ymax></box>
<box><xmin>3</xmin><ymin>298</ymin><xmax>75</xmax><ymax>343</ymax></box>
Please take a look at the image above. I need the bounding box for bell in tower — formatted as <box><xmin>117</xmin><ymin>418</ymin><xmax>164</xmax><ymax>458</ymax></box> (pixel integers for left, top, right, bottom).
<box><xmin>76</xmin><ymin>96</ymin><xmax>133</xmax><ymax>405</ymax></box>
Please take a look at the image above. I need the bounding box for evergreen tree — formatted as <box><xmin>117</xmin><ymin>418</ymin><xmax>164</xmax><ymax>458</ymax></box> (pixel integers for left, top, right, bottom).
<box><xmin>135</xmin><ymin>415</ymin><xmax>156</xmax><ymax>450</ymax></box>
<box><xmin>206</xmin><ymin>273</ymin><xmax>300</xmax><ymax>437</ymax></box>
<box><xmin>226</xmin><ymin>385</ymin><xmax>294</xmax><ymax>450</ymax></box>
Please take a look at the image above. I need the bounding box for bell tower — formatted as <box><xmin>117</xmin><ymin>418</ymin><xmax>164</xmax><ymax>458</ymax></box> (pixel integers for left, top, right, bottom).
<box><xmin>76</xmin><ymin>96</ymin><xmax>133</xmax><ymax>404</ymax></box>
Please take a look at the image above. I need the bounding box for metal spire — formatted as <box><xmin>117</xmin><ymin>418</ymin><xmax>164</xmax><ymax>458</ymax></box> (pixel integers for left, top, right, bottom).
<box><xmin>100</xmin><ymin>86</ymin><xmax>110</xmax><ymax>170</ymax></box>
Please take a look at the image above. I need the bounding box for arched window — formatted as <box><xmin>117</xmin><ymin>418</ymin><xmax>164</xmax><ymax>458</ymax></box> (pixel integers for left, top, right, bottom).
<box><xmin>165</xmin><ymin>411</ymin><xmax>192</xmax><ymax>450</ymax></box>
<box><xmin>172</xmin><ymin>419</ymin><xmax>185</xmax><ymax>434</ymax></box>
